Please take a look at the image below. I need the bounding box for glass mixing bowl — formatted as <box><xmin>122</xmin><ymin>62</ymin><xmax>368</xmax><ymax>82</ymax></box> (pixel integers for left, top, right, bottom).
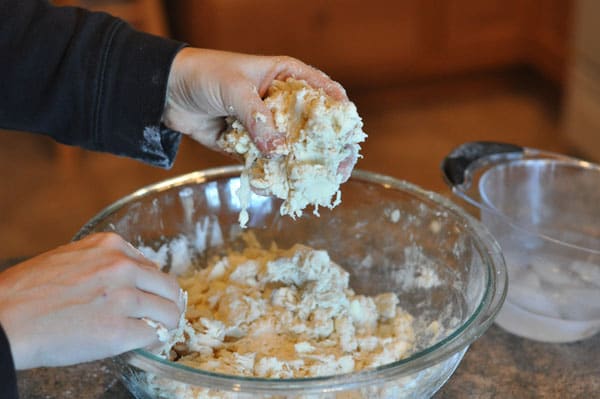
<box><xmin>75</xmin><ymin>166</ymin><xmax>506</xmax><ymax>399</ymax></box>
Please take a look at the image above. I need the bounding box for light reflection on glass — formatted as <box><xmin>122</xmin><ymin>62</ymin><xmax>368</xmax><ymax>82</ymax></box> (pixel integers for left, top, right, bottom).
<box><xmin>205</xmin><ymin>181</ymin><xmax>221</xmax><ymax>209</ymax></box>
<box><xmin>227</xmin><ymin>178</ymin><xmax>241</xmax><ymax>210</ymax></box>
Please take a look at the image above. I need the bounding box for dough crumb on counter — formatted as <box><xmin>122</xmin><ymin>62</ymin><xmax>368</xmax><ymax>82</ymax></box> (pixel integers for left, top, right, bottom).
<box><xmin>218</xmin><ymin>78</ymin><xmax>367</xmax><ymax>227</ymax></box>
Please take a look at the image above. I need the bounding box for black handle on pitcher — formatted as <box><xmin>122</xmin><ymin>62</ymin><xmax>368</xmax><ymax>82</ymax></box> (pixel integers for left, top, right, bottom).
<box><xmin>441</xmin><ymin>141</ymin><xmax>523</xmax><ymax>187</ymax></box>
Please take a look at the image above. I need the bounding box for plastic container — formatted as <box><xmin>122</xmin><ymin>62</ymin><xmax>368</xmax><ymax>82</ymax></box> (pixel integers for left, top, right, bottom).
<box><xmin>443</xmin><ymin>141</ymin><xmax>600</xmax><ymax>342</ymax></box>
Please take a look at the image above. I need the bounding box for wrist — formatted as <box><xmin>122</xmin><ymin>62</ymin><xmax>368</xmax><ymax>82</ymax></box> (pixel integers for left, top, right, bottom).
<box><xmin>162</xmin><ymin>47</ymin><xmax>194</xmax><ymax>125</ymax></box>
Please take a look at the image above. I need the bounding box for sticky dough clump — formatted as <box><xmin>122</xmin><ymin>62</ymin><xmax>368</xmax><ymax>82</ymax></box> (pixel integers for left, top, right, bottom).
<box><xmin>218</xmin><ymin>78</ymin><xmax>367</xmax><ymax>227</ymax></box>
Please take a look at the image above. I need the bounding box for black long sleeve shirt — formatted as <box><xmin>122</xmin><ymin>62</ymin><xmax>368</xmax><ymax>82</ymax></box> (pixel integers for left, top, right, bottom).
<box><xmin>0</xmin><ymin>0</ymin><xmax>185</xmax><ymax>168</ymax></box>
<box><xmin>0</xmin><ymin>1</ymin><xmax>186</xmax><ymax>397</ymax></box>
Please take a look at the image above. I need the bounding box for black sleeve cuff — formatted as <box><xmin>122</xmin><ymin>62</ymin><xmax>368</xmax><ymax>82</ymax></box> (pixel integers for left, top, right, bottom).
<box><xmin>0</xmin><ymin>323</ymin><xmax>18</xmax><ymax>399</ymax></box>
<box><xmin>91</xmin><ymin>23</ymin><xmax>187</xmax><ymax>169</ymax></box>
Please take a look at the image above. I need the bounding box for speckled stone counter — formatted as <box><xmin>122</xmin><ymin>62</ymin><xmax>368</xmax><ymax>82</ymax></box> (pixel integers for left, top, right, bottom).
<box><xmin>16</xmin><ymin>325</ymin><xmax>600</xmax><ymax>398</ymax></box>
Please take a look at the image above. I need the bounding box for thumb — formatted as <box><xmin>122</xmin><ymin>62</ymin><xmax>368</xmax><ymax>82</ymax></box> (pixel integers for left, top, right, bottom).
<box><xmin>225</xmin><ymin>80</ymin><xmax>285</xmax><ymax>154</ymax></box>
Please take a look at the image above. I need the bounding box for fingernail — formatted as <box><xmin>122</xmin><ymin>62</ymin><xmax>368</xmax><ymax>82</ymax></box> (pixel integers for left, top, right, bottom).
<box><xmin>271</xmin><ymin>134</ymin><xmax>286</xmax><ymax>148</ymax></box>
<box><xmin>262</xmin><ymin>134</ymin><xmax>286</xmax><ymax>157</ymax></box>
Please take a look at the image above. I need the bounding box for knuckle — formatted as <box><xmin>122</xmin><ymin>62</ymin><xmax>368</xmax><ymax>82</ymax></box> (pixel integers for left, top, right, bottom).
<box><xmin>111</xmin><ymin>288</ymin><xmax>141</xmax><ymax>309</ymax></box>
<box><xmin>267</xmin><ymin>56</ymin><xmax>300</xmax><ymax>79</ymax></box>
<box><xmin>95</xmin><ymin>232</ymin><xmax>126</xmax><ymax>248</ymax></box>
<box><xmin>274</xmin><ymin>55</ymin><xmax>297</xmax><ymax>66</ymax></box>
<box><xmin>104</xmin><ymin>253</ymin><xmax>136</xmax><ymax>276</ymax></box>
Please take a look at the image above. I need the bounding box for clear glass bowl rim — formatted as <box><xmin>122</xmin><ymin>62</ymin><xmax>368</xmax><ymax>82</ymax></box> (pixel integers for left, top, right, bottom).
<box><xmin>75</xmin><ymin>166</ymin><xmax>507</xmax><ymax>394</ymax></box>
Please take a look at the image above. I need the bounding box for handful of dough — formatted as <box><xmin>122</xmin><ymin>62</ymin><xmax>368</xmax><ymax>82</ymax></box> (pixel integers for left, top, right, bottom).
<box><xmin>218</xmin><ymin>78</ymin><xmax>367</xmax><ymax>227</ymax></box>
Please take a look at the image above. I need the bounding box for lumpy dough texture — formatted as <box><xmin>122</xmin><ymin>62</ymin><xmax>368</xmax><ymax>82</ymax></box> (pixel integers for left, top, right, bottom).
<box><xmin>218</xmin><ymin>78</ymin><xmax>367</xmax><ymax>227</ymax></box>
<box><xmin>155</xmin><ymin>238</ymin><xmax>416</xmax><ymax>382</ymax></box>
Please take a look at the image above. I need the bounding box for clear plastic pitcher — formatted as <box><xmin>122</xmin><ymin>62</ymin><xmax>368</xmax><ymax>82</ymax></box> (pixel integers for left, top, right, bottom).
<box><xmin>443</xmin><ymin>142</ymin><xmax>600</xmax><ymax>342</ymax></box>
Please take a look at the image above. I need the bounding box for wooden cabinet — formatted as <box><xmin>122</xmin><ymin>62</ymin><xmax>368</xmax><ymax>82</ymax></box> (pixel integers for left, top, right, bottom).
<box><xmin>563</xmin><ymin>0</ymin><xmax>600</xmax><ymax>161</ymax></box>
<box><xmin>168</xmin><ymin>1</ymin><xmax>423</xmax><ymax>87</ymax></box>
<box><xmin>167</xmin><ymin>0</ymin><xmax>573</xmax><ymax>88</ymax></box>
<box><xmin>55</xmin><ymin>0</ymin><xmax>169</xmax><ymax>36</ymax></box>
<box><xmin>523</xmin><ymin>0</ymin><xmax>574</xmax><ymax>83</ymax></box>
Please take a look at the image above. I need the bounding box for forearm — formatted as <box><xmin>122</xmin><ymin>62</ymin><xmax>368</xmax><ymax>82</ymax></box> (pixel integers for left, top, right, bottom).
<box><xmin>0</xmin><ymin>0</ymin><xmax>185</xmax><ymax>168</ymax></box>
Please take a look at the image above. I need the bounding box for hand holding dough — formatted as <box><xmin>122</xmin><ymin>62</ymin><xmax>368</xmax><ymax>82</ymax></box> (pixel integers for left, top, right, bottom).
<box><xmin>218</xmin><ymin>78</ymin><xmax>367</xmax><ymax>227</ymax></box>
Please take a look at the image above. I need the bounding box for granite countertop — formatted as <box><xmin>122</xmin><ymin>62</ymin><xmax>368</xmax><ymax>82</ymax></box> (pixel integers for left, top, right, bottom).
<box><xmin>16</xmin><ymin>325</ymin><xmax>600</xmax><ymax>398</ymax></box>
